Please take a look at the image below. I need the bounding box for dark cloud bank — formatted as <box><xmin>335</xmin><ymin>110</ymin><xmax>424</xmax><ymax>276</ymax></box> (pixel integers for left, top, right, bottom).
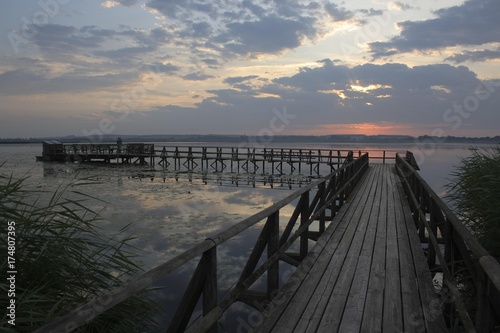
<box><xmin>369</xmin><ymin>0</ymin><xmax>500</xmax><ymax>62</ymax></box>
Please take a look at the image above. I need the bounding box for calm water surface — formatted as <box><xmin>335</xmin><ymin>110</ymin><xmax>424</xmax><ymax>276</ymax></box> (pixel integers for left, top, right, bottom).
<box><xmin>0</xmin><ymin>141</ymin><xmax>488</xmax><ymax>330</ymax></box>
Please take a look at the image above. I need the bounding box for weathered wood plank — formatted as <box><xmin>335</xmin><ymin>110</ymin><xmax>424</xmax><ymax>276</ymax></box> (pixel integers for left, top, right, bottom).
<box><xmin>383</xmin><ymin>165</ymin><xmax>404</xmax><ymax>331</ymax></box>
<box><xmin>337</xmin><ymin>164</ymin><xmax>384</xmax><ymax>332</ymax></box>
<box><xmin>292</xmin><ymin>166</ymin><xmax>379</xmax><ymax>332</ymax></box>
<box><xmin>254</xmin><ymin>165</ymin><xmax>376</xmax><ymax>332</ymax></box>
<box><xmin>254</xmin><ymin>164</ymin><xmax>449</xmax><ymax>333</ymax></box>
<box><xmin>393</xmin><ymin>167</ymin><xmax>426</xmax><ymax>332</ymax></box>
<box><xmin>312</xmin><ymin>165</ymin><xmax>381</xmax><ymax>332</ymax></box>
<box><xmin>360</xmin><ymin>165</ymin><xmax>388</xmax><ymax>333</ymax></box>
<box><xmin>396</xmin><ymin>170</ymin><xmax>448</xmax><ymax>332</ymax></box>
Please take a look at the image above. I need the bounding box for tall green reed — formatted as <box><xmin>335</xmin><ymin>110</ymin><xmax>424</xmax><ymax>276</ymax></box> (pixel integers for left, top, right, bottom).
<box><xmin>1</xmin><ymin>169</ymin><xmax>159</xmax><ymax>332</ymax></box>
<box><xmin>446</xmin><ymin>146</ymin><xmax>500</xmax><ymax>260</ymax></box>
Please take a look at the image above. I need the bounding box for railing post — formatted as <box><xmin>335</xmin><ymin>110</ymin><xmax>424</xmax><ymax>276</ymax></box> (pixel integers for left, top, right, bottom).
<box><xmin>300</xmin><ymin>191</ymin><xmax>310</xmax><ymax>258</ymax></box>
<box><xmin>318</xmin><ymin>182</ymin><xmax>326</xmax><ymax>233</ymax></box>
<box><xmin>442</xmin><ymin>215</ymin><xmax>455</xmax><ymax>328</ymax></box>
<box><xmin>330</xmin><ymin>174</ymin><xmax>338</xmax><ymax>218</ymax></box>
<box><xmin>427</xmin><ymin>200</ymin><xmax>437</xmax><ymax>269</ymax></box>
<box><xmin>418</xmin><ymin>185</ymin><xmax>426</xmax><ymax>241</ymax></box>
<box><xmin>338</xmin><ymin>169</ymin><xmax>345</xmax><ymax>207</ymax></box>
<box><xmin>203</xmin><ymin>247</ymin><xmax>218</xmax><ymax>333</ymax></box>
<box><xmin>267</xmin><ymin>211</ymin><xmax>279</xmax><ymax>297</ymax></box>
<box><xmin>475</xmin><ymin>267</ymin><xmax>495</xmax><ymax>333</ymax></box>
<box><xmin>167</xmin><ymin>246</ymin><xmax>217</xmax><ymax>333</ymax></box>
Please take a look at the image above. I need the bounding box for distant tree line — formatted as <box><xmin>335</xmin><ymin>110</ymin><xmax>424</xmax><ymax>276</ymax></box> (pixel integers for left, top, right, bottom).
<box><xmin>1</xmin><ymin>134</ymin><xmax>500</xmax><ymax>144</ymax></box>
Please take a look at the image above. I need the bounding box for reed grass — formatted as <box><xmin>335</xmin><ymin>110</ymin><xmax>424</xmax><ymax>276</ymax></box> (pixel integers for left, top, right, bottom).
<box><xmin>1</xmin><ymin>169</ymin><xmax>159</xmax><ymax>332</ymax></box>
<box><xmin>446</xmin><ymin>146</ymin><xmax>500</xmax><ymax>260</ymax></box>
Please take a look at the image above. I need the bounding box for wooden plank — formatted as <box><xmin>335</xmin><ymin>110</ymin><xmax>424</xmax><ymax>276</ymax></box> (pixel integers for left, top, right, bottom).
<box><xmin>383</xmin><ymin>166</ymin><xmax>404</xmax><ymax>331</ymax></box>
<box><xmin>337</xmin><ymin>164</ymin><xmax>384</xmax><ymax>332</ymax></box>
<box><xmin>393</xmin><ymin>167</ymin><xmax>426</xmax><ymax>332</ymax></box>
<box><xmin>311</xmin><ymin>166</ymin><xmax>381</xmax><ymax>332</ymax></box>
<box><xmin>255</xmin><ymin>164</ymin><xmax>448</xmax><ymax>333</ymax></box>
<box><xmin>396</xmin><ymin>169</ymin><xmax>448</xmax><ymax>332</ymax></box>
<box><xmin>290</xmin><ymin>167</ymin><xmax>379</xmax><ymax>332</ymax></box>
<box><xmin>360</xmin><ymin>165</ymin><xmax>388</xmax><ymax>332</ymax></box>
<box><xmin>255</xmin><ymin>166</ymin><xmax>376</xmax><ymax>332</ymax></box>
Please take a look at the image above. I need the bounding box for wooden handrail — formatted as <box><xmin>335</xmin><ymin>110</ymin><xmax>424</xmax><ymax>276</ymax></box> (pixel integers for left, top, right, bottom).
<box><xmin>35</xmin><ymin>153</ymin><xmax>369</xmax><ymax>333</ymax></box>
<box><xmin>395</xmin><ymin>153</ymin><xmax>500</xmax><ymax>332</ymax></box>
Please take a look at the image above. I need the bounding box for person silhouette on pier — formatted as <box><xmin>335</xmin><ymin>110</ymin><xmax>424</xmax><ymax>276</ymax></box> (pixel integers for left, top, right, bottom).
<box><xmin>117</xmin><ymin>137</ymin><xmax>122</xmax><ymax>153</ymax></box>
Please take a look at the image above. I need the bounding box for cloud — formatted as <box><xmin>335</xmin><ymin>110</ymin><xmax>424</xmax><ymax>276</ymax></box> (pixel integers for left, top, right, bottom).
<box><xmin>22</xmin><ymin>23</ymin><xmax>173</xmax><ymax>73</ymax></box>
<box><xmin>358</xmin><ymin>8</ymin><xmax>384</xmax><ymax>17</ymax></box>
<box><xmin>102</xmin><ymin>0</ymin><xmax>139</xmax><ymax>7</ymax></box>
<box><xmin>182</xmin><ymin>72</ymin><xmax>215</xmax><ymax>81</ymax></box>
<box><xmin>369</xmin><ymin>0</ymin><xmax>500</xmax><ymax>58</ymax></box>
<box><xmin>201</xmin><ymin>58</ymin><xmax>221</xmax><ymax>68</ymax></box>
<box><xmin>223</xmin><ymin>75</ymin><xmax>259</xmax><ymax>85</ymax></box>
<box><xmin>112</xmin><ymin>60</ymin><xmax>499</xmax><ymax>137</ymax></box>
<box><xmin>151</xmin><ymin>62</ymin><xmax>181</xmax><ymax>74</ymax></box>
<box><xmin>445</xmin><ymin>48</ymin><xmax>500</xmax><ymax>63</ymax></box>
<box><xmin>0</xmin><ymin>69</ymin><xmax>138</xmax><ymax>95</ymax></box>
<box><xmin>392</xmin><ymin>2</ymin><xmax>415</xmax><ymax>11</ymax></box>
<box><xmin>221</xmin><ymin>15</ymin><xmax>317</xmax><ymax>56</ymax></box>
<box><xmin>146</xmin><ymin>0</ymin><xmax>327</xmax><ymax>59</ymax></box>
<box><xmin>324</xmin><ymin>2</ymin><xmax>355</xmax><ymax>22</ymax></box>
<box><xmin>32</xmin><ymin>24</ymin><xmax>108</xmax><ymax>57</ymax></box>
<box><xmin>115</xmin><ymin>0</ymin><xmax>139</xmax><ymax>6</ymax></box>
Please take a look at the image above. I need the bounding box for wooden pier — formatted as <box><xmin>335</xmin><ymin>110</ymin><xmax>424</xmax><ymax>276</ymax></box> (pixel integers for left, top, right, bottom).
<box><xmin>35</xmin><ymin>153</ymin><xmax>500</xmax><ymax>333</ymax></box>
<box><xmin>254</xmin><ymin>163</ymin><xmax>446</xmax><ymax>332</ymax></box>
<box><xmin>38</xmin><ymin>142</ymin><xmax>403</xmax><ymax>176</ymax></box>
<box><xmin>39</xmin><ymin>141</ymin><xmax>156</xmax><ymax>165</ymax></box>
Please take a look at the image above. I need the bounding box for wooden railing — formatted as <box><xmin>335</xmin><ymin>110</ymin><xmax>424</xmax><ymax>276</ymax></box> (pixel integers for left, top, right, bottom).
<box><xmin>63</xmin><ymin>143</ymin><xmax>155</xmax><ymax>156</ymax></box>
<box><xmin>35</xmin><ymin>153</ymin><xmax>369</xmax><ymax>333</ymax></box>
<box><xmin>396</xmin><ymin>153</ymin><xmax>500</xmax><ymax>332</ymax></box>
<box><xmin>156</xmin><ymin>146</ymin><xmax>358</xmax><ymax>175</ymax></box>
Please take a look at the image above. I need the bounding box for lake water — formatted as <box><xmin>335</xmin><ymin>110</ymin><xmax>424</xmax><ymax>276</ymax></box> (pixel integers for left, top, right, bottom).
<box><xmin>0</xmin><ymin>141</ymin><xmax>489</xmax><ymax>331</ymax></box>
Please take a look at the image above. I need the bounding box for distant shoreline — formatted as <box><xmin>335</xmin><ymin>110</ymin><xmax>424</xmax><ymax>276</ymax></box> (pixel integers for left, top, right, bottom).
<box><xmin>1</xmin><ymin>134</ymin><xmax>499</xmax><ymax>145</ymax></box>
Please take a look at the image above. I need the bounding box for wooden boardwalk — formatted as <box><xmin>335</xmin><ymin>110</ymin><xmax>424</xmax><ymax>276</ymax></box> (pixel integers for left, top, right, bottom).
<box><xmin>35</xmin><ymin>153</ymin><xmax>500</xmax><ymax>333</ymax></box>
<box><xmin>255</xmin><ymin>164</ymin><xmax>447</xmax><ymax>332</ymax></box>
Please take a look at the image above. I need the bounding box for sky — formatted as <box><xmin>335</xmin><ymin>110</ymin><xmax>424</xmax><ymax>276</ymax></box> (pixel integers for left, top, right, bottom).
<box><xmin>0</xmin><ymin>0</ymin><xmax>499</xmax><ymax>139</ymax></box>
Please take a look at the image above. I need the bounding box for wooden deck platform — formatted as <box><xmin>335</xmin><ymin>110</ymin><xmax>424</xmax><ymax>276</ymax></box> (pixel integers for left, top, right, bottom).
<box><xmin>255</xmin><ymin>164</ymin><xmax>447</xmax><ymax>332</ymax></box>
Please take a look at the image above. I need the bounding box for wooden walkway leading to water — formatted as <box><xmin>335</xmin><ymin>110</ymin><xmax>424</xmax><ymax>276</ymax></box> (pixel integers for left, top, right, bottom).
<box><xmin>35</xmin><ymin>153</ymin><xmax>500</xmax><ymax>333</ymax></box>
<box><xmin>255</xmin><ymin>164</ymin><xmax>447</xmax><ymax>332</ymax></box>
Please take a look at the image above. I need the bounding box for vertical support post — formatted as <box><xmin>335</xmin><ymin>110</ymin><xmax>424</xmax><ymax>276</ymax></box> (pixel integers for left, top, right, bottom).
<box><xmin>167</xmin><ymin>246</ymin><xmax>217</xmax><ymax>333</ymax></box>
<box><xmin>300</xmin><ymin>191</ymin><xmax>310</xmax><ymax>258</ymax></box>
<box><xmin>267</xmin><ymin>211</ymin><xmax>279</xmax><ymax>297</ymax></box>
<box><xmin>427</xmin><ymin>200</ymin><xmax>437</xmax><ymax>269</ymax></box>
<box><xmin>318</xmin><ymin>182</ymin><xmax>326</xmax><ymax>233</ymax></box>
<box><xmin>271</xmin><ymin>149</ymin><xmax>274</xmax><ymax>176</ymax></box>
<box><xmin>330</xmin><ymin>174</ymin><xmax>337</xmax><ymax>218</ymax></box>
<box><xmin>418</xmin><ymin>186</ymin><xmax>426</xmax><ymax>241</ymax></box>
<box><xmin>262</xmin><ymin>148</ymin><xmax>266</xmax><ymax>172</ymax></box>
<box><xmin>443</xmin><ymin>216</ymin><xmax>455</xmax><ymax>327</ymax></box>
<box><xmin>475</xmin><ymin>267</ymin><xmax>495</xmax><ymax>333</ymax></box>
<box><xmin>203</xmin><ymin>247</ymin><xmax>218</xmax><ymax>333</ymax></box>
<box><xmin>309</xmin><ymin>150</ymin><xmax>313</xmax><ymax>175</ymax></box>
<box><xmin>298</xmin><ymin>149</ymin><xmax>302</xmax><ymax>174</ymax></box>
<box><xmin>338</xmin><ymin>169</ymin><xmax>345</xmax><ymax>207</ymax></box>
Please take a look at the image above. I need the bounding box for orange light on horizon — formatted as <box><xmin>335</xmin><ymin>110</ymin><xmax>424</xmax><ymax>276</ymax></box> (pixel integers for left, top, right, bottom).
<box><xmin>288</xmin><ymin>122</ymin><xmax>423</xmax><ymax>136</ymax></box>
